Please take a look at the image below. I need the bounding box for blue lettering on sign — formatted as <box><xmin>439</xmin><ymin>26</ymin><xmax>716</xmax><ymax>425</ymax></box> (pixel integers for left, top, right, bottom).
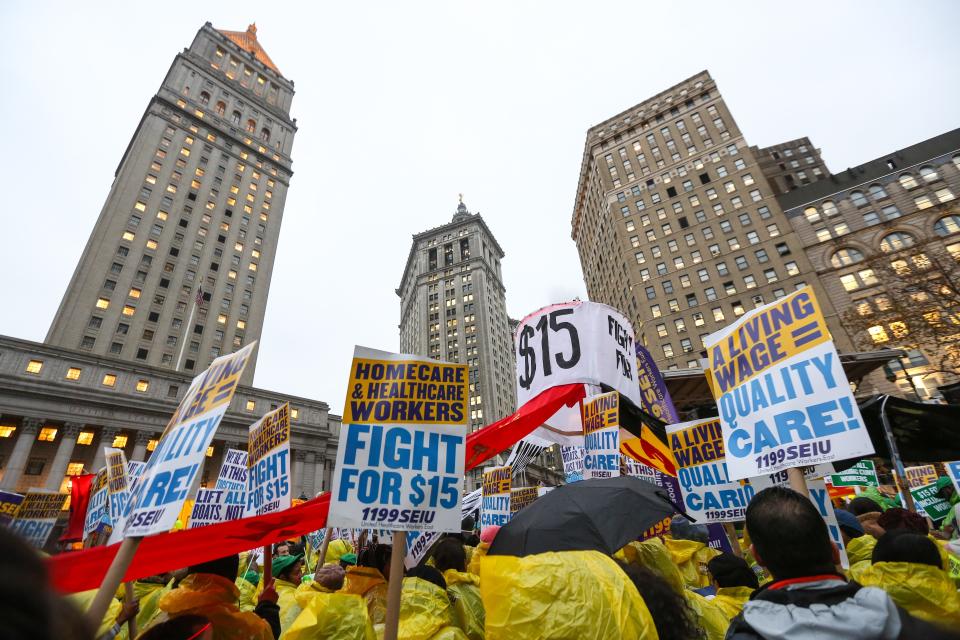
<box><xmin>726</xmin><ymin>396</ymin><xmax>860</xmax><ymax>458</ymax></box>
<box><xmin>140</xmin><ymin>464</ymin><xmax>199</xmax><ymax>508</ymax></box>
<box><xmin>341</xmin><ymin>424</ymin><xmax>460</xmax><ymax>474</ymax></box>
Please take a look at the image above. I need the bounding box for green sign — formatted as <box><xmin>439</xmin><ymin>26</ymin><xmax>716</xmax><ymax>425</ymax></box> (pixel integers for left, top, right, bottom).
<box><xmin>830</xmin><ymin>460</ymin><xmax>878</xmax><ymax>487</ymax></box>
<box><xmin>910</xmin><ymin>482</ymin><xmax>952</xmax><ymax>521</ymax></box>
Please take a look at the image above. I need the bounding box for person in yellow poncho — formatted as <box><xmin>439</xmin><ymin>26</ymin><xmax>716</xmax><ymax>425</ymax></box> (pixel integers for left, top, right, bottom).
<box><xmin>325</xmin><ymin>537</ymin><xmax>354</xmax><ymax>565</ymax></box>
<box><xmin>704</xmin><ymin>552</ymin><xmax>758</xmax><ymax>620</ymax></box>
<box><xmin>148</xmin><ymin>554</ymin><xmax>279</xmax><ymax>640</ymax></box>
<box><xmin>481</xmin><ymin>549</ymin><xmax>658</xmax><ymax>640</ymax></box>
<box><xmin>342</xmin><ymin>545</ymin><xmax>391</xmax><ymax>626</ymax></box>
<box><xmin>618</xmin><ymin>537</ymin><xmax>730</xmax><ymax>640</ymax></box>
<box><xmin>857</xmin><ymin>529</ymin><xmax>960</xmax><ymax>625</ymax></box>
<box><xmin>431</xmin><ymin>538</ymin><xmax>484</xmax><ymax>640</ymax></box>
<box><xmin>466</xmin><ymin>526</ymin><xmax>499</xmax><ymax>576</ymax></box>
<box><xmin>380</xmin><ymin>569</ymin><xmax>468</xmax><ymax>640</ymax></box>
<box><xmin>273</xmin><ymin>553</ymin><xmax>305</xmax><ymax>635</ymax></box>
<box><xmin>664</xmin><ymin>519</ymin><xmax>720</xmax><ymax>590</ymax></box>
<box><xmin>283</xmin><ymin>591</ymin><xmax>376</xmax><ymax>640</ymax></box>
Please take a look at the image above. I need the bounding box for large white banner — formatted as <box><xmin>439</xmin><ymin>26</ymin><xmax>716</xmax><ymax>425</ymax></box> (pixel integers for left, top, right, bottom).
<box><xmin>515</xmin><ymin>301</ymin><xmax>641</xmax><ymax>445</ymax></box>
<box><xmin>704</xmin><ymin>287</ymin><xmax>873</xmax><ymax>481</ymax></box>
<box><xmin>122</xmin><ymin>342</ymin><xmax>256</xmax><ymax>537</ymax></box>
<box><xmin>245</xmin><ymin>404</ymin><xmax>292</xmax><ymax>517</ymax></box>
<box><xmin>668</xmin><ymin>417</ymin><xmax>754</xmax><ymax>524</ymax></box>
<box><xmin>582</xmin><ymin>392</ymin><xmax>620</xmax><ymax>480</ymax></box>
<box><xmin>330</xmin><ymin>347</ymin><xmax>467</xmax><ymax>532</ymax></box>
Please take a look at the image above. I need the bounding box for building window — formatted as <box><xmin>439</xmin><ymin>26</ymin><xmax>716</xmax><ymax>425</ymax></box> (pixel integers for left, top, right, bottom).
<box><xmin>291</xmin><ymin>408</ymin><xmax>299</xmax><ymax>419</ymax></box>
<box><xmin>879</xmin><ymin>232</ymin><xmax>915</xmax><ymax>252</ymax></box>
<box><xmin>934</xmin><ymin>215</ymin><xmax>960</xmax><ymax>236</ymax></box>
<box><xmin>102</xmin><ymin>373</ymin><xmax>117</xmax><ymax>387</ymax></box>
<box><xmin>77</xmin><ymin>431</ymin><xmax>94</xmax><ymax>445</ymax></box>
<box><xmin>830</xmin><ymin>248</ymin><xmax>865</xmax><ymax>268</ymax></box>
<box><xmin>112</xmin><ymin>434</ymin><xmax>128</xmax><ymax>448</ymax></box>
<box><xmin>935</xmin><ymin>188</ymin><xmax>955</xmax><ymax>203</ymax></box>
<box><xmin>96</xmin><ymin>297</ymin><xmax>110</xmax><ymax>310</ymax></box>
<box><xmin>37</xmin><ymin>427</ymin><xmax>58</xmax><ymax>442</ymax></box>
<box><xmin>136</xmin><ymin>379</ymin><xmax>150</xmax><ymax>392</ymax></box>
<box><xmin>65</xmin><ymin>367</ymin><xmax>82</xmax><ymax>380</ymax></box>
<box><xmin>147</xmin><ymin>439</ymin><xmax>159</xmax><ymax>452</ymax></box>
<box><xmin>25</xmin><ymin>359</ymin><xmax>43</xmax><ymax>374</ymax></box>
<box><xmin>899</xmin><ymin>174</ymin><xmax>919</xmax><ymax>190</ymax></box>
<box><xmin>914</xmin><ymin>194</ymin><xmax>934</xmax><ymax>210</ymax></box>
<box><xmin>869</xmin><ymin>184</ymin><xmax>887</xmax><ymax>200</ymax></box>
<box><xmin>246</xmin><ymin>399</ymin><xmax>256</xmax><ymax>411</ymax></box>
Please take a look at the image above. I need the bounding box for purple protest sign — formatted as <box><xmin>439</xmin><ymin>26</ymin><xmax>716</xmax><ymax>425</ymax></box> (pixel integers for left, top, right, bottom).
<box><xmin>636</xmin><ymin>344</ymin><xmax>681</xmax><ymax>424</ymax></box>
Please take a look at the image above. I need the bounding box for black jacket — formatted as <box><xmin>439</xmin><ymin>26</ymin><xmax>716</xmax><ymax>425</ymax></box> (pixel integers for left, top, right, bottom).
<box><xmin>254</xmin><ymin>600</ymin><xmax>281</xmax><ymax>639</ymax></box>
<box><xmin>724</xmin><ymin>577</ymin><xmax>959</xmax><ymax>640</ymax></box>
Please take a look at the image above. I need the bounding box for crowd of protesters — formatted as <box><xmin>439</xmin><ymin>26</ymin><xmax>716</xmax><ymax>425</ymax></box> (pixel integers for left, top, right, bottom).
<box><xmin>5</xmin><ymin>487</ymin><xmax>960</xmax><ymax>639</ymax></box>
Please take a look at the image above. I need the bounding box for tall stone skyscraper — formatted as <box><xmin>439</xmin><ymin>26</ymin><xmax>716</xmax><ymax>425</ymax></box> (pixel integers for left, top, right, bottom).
<box><xmin>46</xmin><ymin>23</ymin><xmax>295</xmax><ymax>384</ymax></box>
<box><xmin>397</xmin><ymin>199</ymin><xmax>516</xmax><ymax>486</ymax></box>
<box><xmin>571</xmin><ymin>71</ymin><xmax>848</xmax><ymax>371</ymax></box>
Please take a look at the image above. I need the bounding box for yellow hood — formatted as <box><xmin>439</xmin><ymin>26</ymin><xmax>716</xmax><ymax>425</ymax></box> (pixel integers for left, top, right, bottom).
<box><xmin>857</xmin><ymin>561</ymin><xmax>960</xmax><ymax>624</ymax></box>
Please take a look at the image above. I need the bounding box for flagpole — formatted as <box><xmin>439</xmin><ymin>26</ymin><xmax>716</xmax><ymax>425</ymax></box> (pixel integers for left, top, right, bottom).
<box><xmin>175</xmin><ymin>287</ymin><xmax>199</xmax><ymax>371</ymax></box>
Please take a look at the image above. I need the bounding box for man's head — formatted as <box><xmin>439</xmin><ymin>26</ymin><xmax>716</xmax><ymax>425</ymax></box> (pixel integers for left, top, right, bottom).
<box><xmin>314</xmin><ymin>564</ymin><xmax>346</xmax><ymax>591</ymax></box>
<box><xmin>189</xmin><ymin>554</ymin><xmax>240</xmax><ymax>581</ymax></box>
<box><xmin>745</xmin><ymin>487</ymin><xmax>838</xmax><ymax>580</ymax></box>
<box><xmin>406</xmin><ymin>566</ymin><xmax>446</xmax><ymax>590</ymax></box>
<box><xmin>834</xmin><ymin>509</ymin><xmax>864</xmax><ymax>545</ymax></box>
<box><xmin>431</xmin><ymin>537</ymin><xmax>467</xmax><ymax>573</ymax></box>
<box><xmin>670</xmin><ymin>517</ymin><xmax>709</xmax><ymax>543</ymax></box>
<box><xmin>877</xmin><ymin>507</ymin><xmax>928</xmax><ymax>534</ymax></box>
<box><xmin>272</xmin><ymin>553</ymin><xmax>304</xmax><ymax>584</ymax></box>
<box><xmin>872</xmin><ymin>530</ymin><xmax>942</xmax><ymax>568</ymax></box>
<box><xmin>936</xmin><ymin>477</ymin><xmax>955</xmax><ymax>502</ymax></box>
<box><xmin>274</xmin><ymin>542</ymin><xmax>291</xmax><ymax>556</ymax></box>
<box><xmin>706</xmin><ymin>552</ymin><xmax>759</xmax><ymax>590</ymax></box>
<box><xmin>848</xmin><ymin>496</ymin><xmax>883</xmax><ymax>517</ymax></box>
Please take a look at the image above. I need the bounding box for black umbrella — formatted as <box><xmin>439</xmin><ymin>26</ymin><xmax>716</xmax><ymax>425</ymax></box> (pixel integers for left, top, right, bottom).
<box><xmin>486</xmin><ymin>475</ymin><xmax>682</xmax><ymax>557</ymax></box>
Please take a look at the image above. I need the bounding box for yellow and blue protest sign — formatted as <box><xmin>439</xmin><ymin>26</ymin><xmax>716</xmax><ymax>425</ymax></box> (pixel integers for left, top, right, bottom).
<box><xmin>582</xmin><ymin>392</ymin><xmax>621</xmax><ymax>480</ymax></box>
<box><xmin>480</xmin><ymin>466</ymin><xmax>512</xmax><ymax>528</ymax></box>
<box><xmin>667</xmin><ymin>417</ymin><xmax>754</xmax><ymax>523</ymax></box>
<box><xmin>216</xmin><ymin>448</ymin><xmax>248</xmax><ymax>492</ymax></box>
<box><xmin>246</xmin><ymin>403</ymin><xmax>291</xmax><ymax>517</ymax></box>
<box><xmin>905</xmin><ymin>464</ymin><xmax>937</xmax><ymax>489</ymax></box>
<box><xmin>122</xmin><ymin>342</ymin><xmax>256</xmax><ymax>537</ymax></box>
<box><xmin>8</xmin><ymin>490</ymin><xmax>68</xmax><ymax>549</ymax></box>
<box><xmin>84</xmin><ymin>467</ymin><xmax>110</xmax><ymax>539</ymax></box>
<box><xmin>0</xmin><ymin>490</ymin><xmax>24</xmax><ymax>527</ymax></box>
<box><xmin>704</xmin><ymin>286</ymin><xmax>872</xmax><ymax>481</ymax></box>
<box><xmin>105</xmin><ymin>448</ymin><xmax>132</xmax><ymax>525</ymax></box>
<box><xmin>510</xmin><ymin>487</ymin><xmax>539</xmax><ymax>515</ymax></box>
<box><xmin>330</xmin><ymin>346</ymin><xmax>468</xmax><ymax>532</ymax></box>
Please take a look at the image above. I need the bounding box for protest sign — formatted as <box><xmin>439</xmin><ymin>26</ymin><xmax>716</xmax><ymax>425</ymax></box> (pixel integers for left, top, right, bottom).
<box><xmin>127</xmin><ymin>461</ymin><xmax>147</xmax><ymax>487</ymax></box>
<box><xmin>829</xmin><ymin>460</ymin><xmax>878</xmax><ymax>488</ymax></box>
<box><xmin>806</xmin><ymin>478</ymin><xmax>850</xmax><ymax>569</ymax></box>
<box><xmin>623</xmin><ymin>457</ymin><xmax>683</xmax><ymax>509</ymax></box>
<box><xmin>480</xmin><ymin>466</ymin><xmax>511</xmax><ymax>528</ymax></box>
<box><xmin>706</xmin><ymin>524</ymin><xmax>735</xmax><ymax>553</ymax></box>
<box><xmin>668</xmin><ymin>417</ymin><xmax>754</xmax><ymax>524</ymax></box>
<box><xmin>748</xmin><ymin>464</ymin><xmax>835</xmax><ymax>493</ymax></box>
<box><xmin>331</xmin><ymin>346</ymin><xmax>468</xmax><ymax>532</ymax></box>
<box><xmin>537</xmin><ymin>487</ymin><xmax>554</xmax><ymax>498</ymax></box>
<box><xmin>910</xmin><ymin>482</ymin><xmax>951</xmax><ymax>521</ymax></box>
<box><xmin>704</xmin><ymin>286</ymin><xmax>872</xmax><ymax>481</ymax></box>
<box><xmin>122</xmin><ymin>342</ymin><xmax>256</xmax><ymax>537</ymax></box>
<box><xmin>561</xmin><ymin>446</ymin><xmax>585</xmax><ymax>483</ymax></box>
<box><xmin>635</xmin><ymin>344</ymin><xmax>681</xmax><ymax>423</ymax></box>
<box><xmin>404</xmin><ymin>488</ymin><xmax>482</xmax><ymax>570</ymax></box>
<box><xmin>246</xmin><ymin>404</ymin><xmax>292</xmax><ymax>517</ymax></box>
<box><xmin>216</xmin><ymin>449</ymin><xmax>248</xmax><ymax>492</ymax></box>
<box><xmin>515</xmin><ymin>301</ymin><xmax>642</xmax><ymax>445</ymax></box>
<box><xmin>582</xmin><ymin>392</ymin><xmax>621</xmax><ymax>480</ymax></box>
<box><xmin>189</xmin><ymin>488</ymin><xmax>243</xmax><ymax>528</ymax></box>
<box><xmin>105</xmin><ymin>448</ymin><xmax>132</xmax><ymax>525</ymax></box>
<box><xmin>510</xmin><ymin>487</ymin><xmax>539</xmax><ymax>515</ymax></box>
<box><xmin>84</xmin><ymin>468</ymin><xmax>110</xmax><ymax>539</ymax></box>
<box><xmin>904</xmin><ymin>465</ymin><xmax>937</xmax><ymax>489</ymax></box>
<box><xmin>947</xmin><ymin>461</ymin><xmax>960</xmax><ymax>494</ymax></box>
<box><xmin>8</xmin><ymin>490</ymin><xmax>68</xmax><ymax>549</ymax></box>
<box><xmin>639</xmin><ymin>516</ymin><xmax>672</xmax><ymax>541</ymax></box>
<box><xmin>0</xmin><ymin>490</ymin><xmax>24</xmax><ymax>526</ymax></box>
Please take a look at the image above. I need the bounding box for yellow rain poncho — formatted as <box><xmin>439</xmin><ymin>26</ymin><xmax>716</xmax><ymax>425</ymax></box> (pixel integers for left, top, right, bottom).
<box><xmin>375</xmin><ymin>577</ymin><xmax>468</xmax><ymax>640</ymax></box>
<box><xmin>619</xmin><ymin>539</ymin><xmax>728</xmax><ymax>640</ymax></box>
<box><xmin>442</xmin><ymin>569</ymin><xmax>485</xmax><ymax>640</ymax></box>
<box><xmin>237</xmin><ymin>576</ymin><xmax>258</xmax><ymax>612</ymax></box>
<box><xmin>276</xmin><ymin>577</ymin><xmax>303</xmax><ymax>634</ymax></box>
<box><xmin>664</xmin><ymin>537</ymin><xmax>720</xmax><ymax>589</ymax></box>
<box><xmin>325</xmin><ymin>538</ymin><xmax>354</xmax><ymax>565</ymax></box>
<box><xmin>283</xmin><ymin>592</ymin><xmax>376</xmax><ymax>640</ymax></box>
<box><xmin>342</xmin><ymin>566</ymin><xmax>389</xmax><ymax>625</ymax></box>
<box><xmin>846</xmin><ymin>535</ymin><xmax>876</xmax><ymax>565</ymax></box>
<box><xmin>856</xmin><ymin>562</ymin><xmax>960</xmax><ymax>624</ymax></box>
<box><xmin>710</xmin><ymin>586</ymin><xmax>754</xmax><ymax>620</ymax></box>
<box><xmin>480</xmin><ymin>550</ymin><xmax>658</xmax><ymax>640</ymax></box>
<box><xmin>154</xmin><ymin>573</ymin><xmax>274</xmax><ymax>640</ymax></box>
<box><xmin>133</xmin><ymin>579</ymin><xmax>175</xmax><ymax>630</ymax></box>
<box><xmin>466</xmin><ymin>542</ymin><xmax>489</xmax><ymax>576</ymax></box>
<box><xmin>68</xmin><ymin>590</ymin><xmax>122</xmax><ymax>639</ymax></box>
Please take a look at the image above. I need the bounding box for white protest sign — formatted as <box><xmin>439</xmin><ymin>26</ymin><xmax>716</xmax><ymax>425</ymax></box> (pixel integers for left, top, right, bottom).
<box><xmin>704</xmin><ymin>286</ymin><xmax>873</xmax><ymax>481</ymax></box>
<box><xmin>515</xmin><ymin>301</ymin><xmax>641</xmax><ymax>445</ymax></box>
<box><xmin>668</xmin><ymin>417</ymin><xmax>754</xmax><ymax>524</ymax></box>
<box><xmin>947</xmin><ymin>461</ymin><xmax>960</xmax><ymax>494</ymax></box>
<box><xmin>561</xmin><ymin>446</ymin><xmax>585</xmax><ymax>483</ymax></box>
<box><xmin>122</xmin><ymin>342</ymin><xmax>256</xmax><ymax>537</ymax></box>
<box><xmin>84</xmin><ymin>467</ymin><xmax>110</xmax><ymax>539</ymax></box>
<box><xmin>623</xmin><ymin>458</ymin><xmax>683</xmax><ymax>508</ymax></box>
<box><xmin>537</xmin><ymin>486</ymin><xmax>555</xmax><ymax>498</ymax></box>
<box><xmin>246</xmin><ymin>404</ymin><xmax>292</xmax><ymax>517</ymax></box>
<box><xmin>189</xmin><ymin>488</ymin><xmax>243</xmax><ymax>528</ymax></box>
<box><xmin>480</xmin><ymin>466</ymin><xmax>512</xmax><ymax>528</ymax></box>
<box><xmin>330</xmin><ymin>346</ymin><xmax>467</xmax><ymax>532</ymax></box>
<box><xmin>216</xmin><ymin>448</ymin><xmax>248</xmax><ymax>491</ymax></box>
<box><xmin>7</xmin><ymin>490</ymin><xmax>68</xmax><ymax>549</ymax></box>
<box><xmin>127</xmin><ymin>461</ymin><xmax>147</xmax><ymax>487</ymax></box>
<box><xmin>581</xmin><ymin>392</ymin><xmax>620</xmax><ymax>480</ymax></box>
<box><xmin>105</xmin><ymin>448</ymin><xmax>132</xmax><ymax>525</ymax></box>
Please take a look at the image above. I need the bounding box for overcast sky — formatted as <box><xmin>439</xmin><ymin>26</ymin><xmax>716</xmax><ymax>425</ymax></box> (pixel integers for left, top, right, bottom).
<box><xmin>1</xmin><ymin>1</ymin><xmax>957</xmax><ymax>415</ymax></box>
